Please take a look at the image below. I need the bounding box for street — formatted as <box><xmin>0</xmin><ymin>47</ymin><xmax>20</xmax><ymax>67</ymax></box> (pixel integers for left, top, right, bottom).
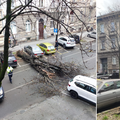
<box><xmin>0</xmin><ymin>33</ymin><xmax>96</xmax><ymax>119</ymax></box>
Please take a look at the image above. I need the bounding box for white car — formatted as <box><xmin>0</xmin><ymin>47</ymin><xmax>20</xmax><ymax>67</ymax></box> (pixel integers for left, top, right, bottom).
<box><xmin>87</xmin><ymin>31</ymin><xmax>96</xmax><ymax>39</ymax></box>
<box><xmin>58</xmin><ymin>37</ymin><xmax>76</xmax><ymax>48</ymax></box>
<box><xmin>67</xmin><ymin>75</ymin><xmax>96</xmax><ymax>104</ymax></box>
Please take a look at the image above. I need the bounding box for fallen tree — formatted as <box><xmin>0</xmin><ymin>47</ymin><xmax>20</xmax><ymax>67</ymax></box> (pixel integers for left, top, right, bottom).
<box><xmin>16</xmin><ymin>50</ymin><xmax>84</xmax><ymax>96</ymax></box>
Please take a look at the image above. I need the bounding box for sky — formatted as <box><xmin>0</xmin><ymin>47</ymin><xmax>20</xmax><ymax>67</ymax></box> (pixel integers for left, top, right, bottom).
<box><xmin>96</xmin><ymin>0</ymin><xmax>120</xmax><ymax>16</ymax></box>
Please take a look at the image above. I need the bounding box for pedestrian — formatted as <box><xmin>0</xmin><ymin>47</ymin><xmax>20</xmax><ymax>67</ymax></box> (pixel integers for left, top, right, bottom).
<box><xmin>7</xmin><ymin>65</ymin><xmax>13</xmax><ymax>84</ymax></box>
<box><xmin>55</xmin><ymin>40</ymin><xmax>59</xmax><ymax>50</ymax></box>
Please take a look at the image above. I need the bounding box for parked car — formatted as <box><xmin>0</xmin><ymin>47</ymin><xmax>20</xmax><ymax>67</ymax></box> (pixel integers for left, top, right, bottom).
<box><xmin>58</xmin><ymin>37</ymin><xmax>76</xmax><ymax>48</ymax></box>
<box><xmin>87</xmin><ymin>31</ymin><xmax>96</xmax><ymax>39</ymax></box>
<box><xmin>0</xmin><ymin>51</ymin><xmax>17</xmax><ymax>68</ymax></box>
<box><xmin>109</xmin><ymin>72</ymin><xmax>119</xmax><ymax>79</ymax></box>
<box><xmin>24</xmin><ymin>45</ymin><xmax>43</xmax><ymax>57</ymax></box>
<box><xmin>37</xmin><ymin>43</ymin><xmax>56</xmax><ymax>54</ymax></box>
<box><xmin>97</xmin><ymin>79</ymin><xmax>120</xmax><ymax>109</ymax></box>
<box><xmin>69</xmin><ymin>34</ymin><xmax>80</xmax><ymax>44</ymax></box>
<box><xmin>67</xmin><ymin>75</ymin><xmax>96</xmax><ymax>104</ymax></box>
<box><xmin>0</xmin><ymin>86</ymin><xmax>4</xmax><ymax>102</ymax></box>
<box><xmin>8</xmin><ymin>54</ymin><xmax>17</xmax><ymax>68</ymax></box>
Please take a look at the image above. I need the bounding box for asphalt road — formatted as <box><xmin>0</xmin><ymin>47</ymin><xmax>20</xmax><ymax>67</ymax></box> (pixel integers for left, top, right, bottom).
<box><xmin>0</xmin><ymin>34</ymin><xmax>96</xmax><ymax>119</ymax></box>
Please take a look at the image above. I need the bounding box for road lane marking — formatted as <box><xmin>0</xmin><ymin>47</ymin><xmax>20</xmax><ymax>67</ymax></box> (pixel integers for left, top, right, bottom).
<box><xmin>17</xmin><ymin>63</ymin><xmax>21</xmax><ymax>67</ymax></box>
<box><xmin>62</xmin><ymin>52</ymin><xmax>80</xmax><ymax>58</ymax></box>
<box><xmin>84</xmin><ymin>56</ymin><xmax>96</xmax><ymax>62</ymax></box>
<box><xmin>5</xmin><ymin>68</ymin><xmax>31</xmax><ymax>78</ymax></box>
<box><xmin>5</xmin><ymin>80</ymin><xmax>34</xmax><ymax>93</ymax></box>
<box><xmin>17</xmin><ymin>63</ymin><xmax>30</xmax><ymax>68</ymax></box>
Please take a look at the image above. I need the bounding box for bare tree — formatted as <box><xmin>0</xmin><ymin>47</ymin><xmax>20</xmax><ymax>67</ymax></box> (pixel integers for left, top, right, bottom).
<box><xmin>0</xmin><ymin>0</ymin><xmax>95</xmax><ymax>86</ymax></box>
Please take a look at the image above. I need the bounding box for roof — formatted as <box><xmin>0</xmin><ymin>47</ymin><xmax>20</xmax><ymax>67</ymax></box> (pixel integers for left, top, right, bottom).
<box><xmin>97</xmin><ymin>11</ymin><xmax>120</xmax><ymax>20</ymax></box>
<box><xmin>73</xmin><ymin>75</ymin><xmax>96</xmax><ymax>87</ymax></box>
<box><xmin>42</xmin><ymin>43</ymin><xmax>54</xmax><ymax>46</ymax></box>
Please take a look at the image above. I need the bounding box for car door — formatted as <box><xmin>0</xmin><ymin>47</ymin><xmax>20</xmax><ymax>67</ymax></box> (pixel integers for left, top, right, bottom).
<box><xmin>97</xmin><ymin>81</ymin><xmax>117</xmax><ymax>109</ymax></box>
<box><xmin>114</xmin><ymin>80</ymin><xmax>120</xmax><ymax>102</ymax></box>
<box><xmin>74</xmin><ymin>82</ymin><xmax>95</xmax><ymax>102</ymax></box>
<box><xmin>85</xmin><ymin>85</ymin><xmax>96</xmax><ymax>103</ymax></box>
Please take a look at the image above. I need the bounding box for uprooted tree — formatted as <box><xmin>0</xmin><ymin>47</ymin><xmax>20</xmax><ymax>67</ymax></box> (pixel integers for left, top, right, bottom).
<box><xmin>0</xmin><ymin>0</ymin><xmax>96</xmax><ymax>87</ymax></box>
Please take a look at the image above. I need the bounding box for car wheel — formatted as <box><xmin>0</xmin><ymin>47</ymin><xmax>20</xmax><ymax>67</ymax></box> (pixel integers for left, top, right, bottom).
<box><xmin>63</xmin><ymin>44</ymin><xmax>66</xmax><ymax>49</ymax></box>
<box><xmin>43</xmin><ymin>51</ymin><xmax>46</xmax><ymax>55</ymax></box>
<box><xmin>87</xmin><ymin>34</ymin><xmax>90</xmax><ymax>37</ymax></box>
<box><xmin>70</xmin><ymin>91</ymin><xmax>78</xmax><ymax>99</ymax></box>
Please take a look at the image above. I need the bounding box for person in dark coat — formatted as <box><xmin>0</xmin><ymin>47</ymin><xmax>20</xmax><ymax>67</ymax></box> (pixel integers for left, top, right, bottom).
<box><xmin>55</xmin><ymin>40</ymin><xmax>59</xmax><ymax>50</ymax></box>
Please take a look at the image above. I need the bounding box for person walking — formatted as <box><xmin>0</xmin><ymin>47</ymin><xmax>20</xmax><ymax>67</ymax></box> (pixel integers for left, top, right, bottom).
<box><xmin>55</xmin><ymin>40</ymin><xmax>59</xmax><ymax>51</ymax></box>
<box><xmin>7</xmin><ymin>65</ymin><xmax>13</xmax><ymax>84</ymax></box>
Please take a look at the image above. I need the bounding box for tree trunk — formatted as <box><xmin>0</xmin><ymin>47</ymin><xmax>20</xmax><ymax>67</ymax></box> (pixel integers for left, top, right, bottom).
<box><xmin>0</xmin><ymin>0</ymin><xmax>11</xmax><ymax>85</ymax></box>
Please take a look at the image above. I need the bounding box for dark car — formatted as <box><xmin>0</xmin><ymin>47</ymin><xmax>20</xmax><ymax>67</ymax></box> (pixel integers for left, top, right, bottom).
<box><xmin>8</xmin><ymin>55</ymin><xmax>17</xmax><ymax>68</ymax></box>
<box><xmin>69</xmin><ymin>34</ymin><xmax>80</xmax><ymax>44</ymax></box>
<box><xmin>0</xmin><ymin>86</ymin><xmax>4</xmax><ymax>102</ymax></box>
<box><xmin>97</xmin><ymin>79</ymin><xmax>120</xmax><ymax>110</ymax></box>
<box><xmin>109</xmin><ymin>72</ymin><xmax>119</xmax><ymax>79</ymax></box>
<box><xmin>0</xmin><ymin>51</ymin><xmax>17</xmax><ymax>68</ymax></box>
<box><xmin>24</xmin><ymin>45</ymin><xmax>43</xmax><ymax>57</ymax></box>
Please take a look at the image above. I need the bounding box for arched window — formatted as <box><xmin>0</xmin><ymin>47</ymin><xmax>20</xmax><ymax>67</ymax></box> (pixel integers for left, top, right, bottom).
<box><xmin>10</xmin><ymin>21</ymin><xmax>17</xmax><ymax>34</ymax></box>
<box><xmin>26</xmin><ymin>20</ymin><xmax>31</xmax><ymax>32</ymax></box>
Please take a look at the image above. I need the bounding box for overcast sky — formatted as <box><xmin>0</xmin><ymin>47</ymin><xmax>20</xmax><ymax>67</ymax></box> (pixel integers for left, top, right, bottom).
<box><xmin>96</xmin><ymin>0</ymin><xmax>120</xmax><ymax>16</ymax></box>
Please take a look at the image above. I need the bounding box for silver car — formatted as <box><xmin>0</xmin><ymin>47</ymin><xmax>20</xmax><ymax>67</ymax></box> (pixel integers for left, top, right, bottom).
<box><xmin>0</xmin><ymin>86</ymin><xmax>4</xmax><ymax>102</ymax></box>
<box><xmin>97</xmin><ymin>79</ymin><xmax>120</xmax><ymax>109</ymax></box>
<box><xmin>24</xmin><ymin>45</ymin><xmax>44</xmax><ymax>57</ymax></box>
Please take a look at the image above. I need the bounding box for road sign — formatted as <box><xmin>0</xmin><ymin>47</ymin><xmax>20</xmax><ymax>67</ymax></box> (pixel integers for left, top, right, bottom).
<box><xmin>54</xmin><ymin>28</ymin><xmax>58</xmax><ymax>33</ymax></box>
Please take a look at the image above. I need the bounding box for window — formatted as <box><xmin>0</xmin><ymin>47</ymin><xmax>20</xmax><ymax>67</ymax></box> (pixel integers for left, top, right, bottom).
<box><xmin>75</xmin><ymin>82</ymin><xmax>85</xmax><ymax>89</ymax></box>
<box><xmin>111</xmin><ymin>37</ymin><xmax>115</xmax><ymax>48</ymax></box>
<box><xmin>11</xmin><ymin>0</ymin><xmax>15</xmax><ymax>9</ymax></box>
<box><xmin>50</xmin><ymin>20</ymin><xmax>54</xmax><ymax>28</ymax></box>
<box><xmin>26</xmin><ymin>0</ymin><xmax>31</xmax><ymax>4</ymax></box>
<box><xmin>39</xmin><ymin>0</ymin><xmax>43</xmax><ymax>7</ymax></box>
<box><xmin>99</xmin><ymin>81</ymin><xmax>115</xmax><ymax>93</ymax></box>
<box><xmin>111</xmin><ymin>22</ymin><xmax>115</xmax><ymax>32</ymax></box>
<box><xmin>100</xmin><ymin>24</ymin><xmax>104</xmax><ymax>33</ymax></box>
<box><xmin>85</xmin><ymin>86</ymin><xmax>96</xmax><ymax>94</ymax></box>
<box><xmin>101</xmin><ymin>40</ymin><xmax>105</xmax><ymax>49</ymax></box>
<box><xmin>10</xmin><ymin>21</ymin><xmax>17</xmax><ymax>34</ymax></box>
<box><xmin>26</xmin><ymin>20</ymin><xmax>31</xmax><ymax>32</ymax></box>
<box><xmin>116</xmin><ymin>81</ymin><xmax>120</xmax><ymax>88</ymax></box>
<box><xmin>71</xmin><ymin>15</ymin><xmax>74</xmax><ymax>23</ymax></box>
<box><xmin>112</xmin><ymin>57</ymin><xmax>116</xmax><ymax>65</ymax></box>
<box><xmin>51</xmin><ymin>0</ymin><xmax>55</xmax><ymax>8</ymax></box>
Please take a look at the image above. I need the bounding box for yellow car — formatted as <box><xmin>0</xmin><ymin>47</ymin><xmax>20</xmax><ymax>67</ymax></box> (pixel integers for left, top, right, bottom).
<box><xmin>37</xmin><ymin>43</ymin><xmax>56</xmax><ymax>54</ymax></box>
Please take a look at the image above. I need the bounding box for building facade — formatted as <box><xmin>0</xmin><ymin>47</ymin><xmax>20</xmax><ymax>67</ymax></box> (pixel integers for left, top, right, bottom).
<box><xmin>0</xmin><ymin>0</ymin><xmax>96</xmax><ymax>45</ymax></box>
<box><xmin>97</xmin><ymin>11</ymin><xmax>120</xmax><ymax>74</ymax></box>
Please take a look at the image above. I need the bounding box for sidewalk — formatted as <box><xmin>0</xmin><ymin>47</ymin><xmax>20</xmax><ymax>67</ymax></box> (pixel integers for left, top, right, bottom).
<box><xmin>2</xmin><ymin>95</ymin><xmax>96</xmax><ymax>120</ymax></box>
<box><xmin>0</xmin><ymin>31</ymin><xmax>95</xmax><ymax>52</ymax></box>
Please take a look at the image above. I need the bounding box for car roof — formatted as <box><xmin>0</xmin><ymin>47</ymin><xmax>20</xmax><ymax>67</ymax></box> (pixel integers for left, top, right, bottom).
<box><xmin>29</xmin><ymin>45</ymin><xmax>39</xmax><ymax>47</ymax></box>
<box><xmin>42</xmin><ymin>43</ymin><xmax>54</xmax><ymax>46</ymax></box>
<box><xmin>59</xmin><ymin>36</ymin><xmax>74</xmax><ymax>39</ymax></box>
<box><xmin>73</xmin><ymin>75</ymin><xmax>96</xmax><ymax>87</ymax></box>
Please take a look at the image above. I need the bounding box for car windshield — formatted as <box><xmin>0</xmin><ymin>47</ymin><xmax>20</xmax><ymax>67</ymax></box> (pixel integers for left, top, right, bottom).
<box><xmin>48</xmin><ymin>46</ymin><xmax>55</xmax><ymax>50</ymax></box>
<box><xmin>33</xmin><ymin>47</ymin><xmax>41</xmax><ymax>52</ymax></box>
<box><xmin>97</xmin><ymin>81</ymin><xmax>102</xmax><ymax>90</ymax></box>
